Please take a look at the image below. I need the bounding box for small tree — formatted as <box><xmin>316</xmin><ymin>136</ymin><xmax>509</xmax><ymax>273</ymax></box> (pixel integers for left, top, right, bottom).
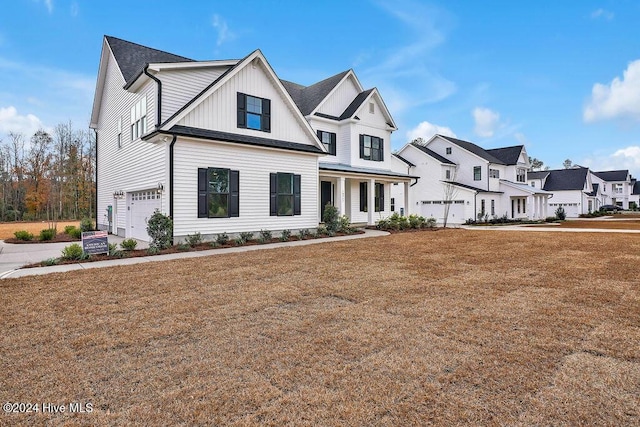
<box><xmin>442</xmin><ymin>166</ymin><xmax>459</xmax><ymax>228</ymax></box>
<box><xmin>555</xmin><ymin>206</ymin><xmax>566</xmax><ymax>220</ymax></box>
<box><xmin>322</xmin><ymin>204</ymin><xmax>339</xmax><ymax>233</ymax></box>
<box><xmin>146</xmin><ymin>210</ymin><xmax>173</xmax><ymax>249</ymax></box>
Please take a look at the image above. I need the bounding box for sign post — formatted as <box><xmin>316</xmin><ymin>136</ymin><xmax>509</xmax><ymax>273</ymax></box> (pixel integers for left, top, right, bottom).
<box><xmin>82</xmin><ymin>231</ymin><xmax>109</xmax><ymax>255</ymax></box>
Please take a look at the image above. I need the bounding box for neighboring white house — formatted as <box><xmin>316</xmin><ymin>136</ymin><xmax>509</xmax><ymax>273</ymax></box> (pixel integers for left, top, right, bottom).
<box><xmin>591</xmin><ymin>170</ymin><xmax>633</xmax><ymax>209</ymax></box>
<box><xmin>527</xmin><ymin>167</ymin><xmax>595</xmax><ymax>217</ymax></box>
<box><xmin>392</xmin><ymin>136</ymin><xmax>550</xmax><ymax>224</ymax></box>
<box><xmin>90</xmin><ymin>36</ymin><xmax>327</xmax><ymax>241</ymax></box>
<box><xmin>630</xmin><ymin>179</ymin><xmax>640</xmax><ymax>209</ymax></box>
<box><xmin>281</xmin><ymin>71</ymin><xmax>414</xmax><ymax>225</ymax></box>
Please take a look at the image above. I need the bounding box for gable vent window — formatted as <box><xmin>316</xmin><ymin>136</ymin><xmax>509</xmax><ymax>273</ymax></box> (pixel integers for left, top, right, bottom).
<box><xmin>317</xmin><ymin>130</ymin><xmax>336</xmax><ymax>155</ymax></box>
<box><xmin>446</xmin><ymin>147</ymin><xmax>452</xmax><ymax>155</ymax></box>
<box><xmin>237</xmin><ymin>92</ymin><xmax>271</xmax><ymax>132</ymax></box>
<box><xmin>130</xmin><ymin>97</ymin><xmax>147</xmax><ymax>141</ymax></box>
<box><xmin>359</xmin><ymin>134</ymin><xmax>384</xmax><ymax>162</ymax></box>
<box><xmin>369</xmin><ymin>102</ymin><xmax>375</xmax><ymax>114</ymax></box>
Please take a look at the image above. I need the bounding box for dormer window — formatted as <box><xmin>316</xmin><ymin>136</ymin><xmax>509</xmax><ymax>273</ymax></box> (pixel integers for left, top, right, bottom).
<box><xmin>130</xmin><ymin>96</ymin><xmax>147</xmax><ymax>140</ymax></box>
<box><xmin>516</xmin><ymin>168</ymin><xmax>526</xmax><ymax>182</ymax></box>
<box><xmin>237</xmin><ymin>92</ymin><xmax>271</xmax><ymax>132</ymax></box>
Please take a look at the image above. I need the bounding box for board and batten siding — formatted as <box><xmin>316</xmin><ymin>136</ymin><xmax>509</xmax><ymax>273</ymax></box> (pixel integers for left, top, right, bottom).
<box><xmin>172</xmin><ymin>137</ymin><xmax>320</xmax><ymax>238</ymax></box>
<box><xmin>158</xmin><ymin>67</ymin><xmax>230</xmax><ymax>123</ymax></box>
<box><xmin>95</xmin><ymin>52</ymin><xmax>167</xmax><ymax>231</ymax></box>
<box><xmin>316</xmin><ymin>75</ymin><xmax>359</xmax><ymax>117</ymax></box>
<box><xmin>178</xmin><ymin>62</ymin><xmax>312</xmax><ymax>145</ymax></box>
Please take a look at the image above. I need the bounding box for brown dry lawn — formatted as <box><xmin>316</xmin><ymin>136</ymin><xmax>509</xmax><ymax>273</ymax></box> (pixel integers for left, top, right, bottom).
<box><xmin>555</xmin><ymin>219</ymin><xmax>640</xmax><ymax>230</ymax></box>
<box><xmin>1</xmin><ymin>230</ymin><xmax>638</xmax><ymax>426</ymax></box>
<box><xmin>0</xmin><ymin>221</ymin><xmax>80</xmax><ymax>240</ymax></box>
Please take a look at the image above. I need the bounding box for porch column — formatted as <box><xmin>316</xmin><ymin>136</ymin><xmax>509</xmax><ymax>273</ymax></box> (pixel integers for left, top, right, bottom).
<box><xmin>539</xmin><ymin>197</ymin><xmax>544</xmax><ymax>219</ymax></box>
<box><xmin>404</xmin><ymin>181</ymin><xmax>410</xmax><ymax>216</ymax></box>
<box><xmin>337</xmin><ymin>177</ymin><xmax>345</xmax><ymax>216</ymax></box>
<box><xmin>543</xmin><ymin>197</ymin><xmax>548</xmax><ymax>218</ymax></box>
<box><xmin>368</xmin><ymin>178</ymin><xmax>375</xmax><ymax>225</ymax></box>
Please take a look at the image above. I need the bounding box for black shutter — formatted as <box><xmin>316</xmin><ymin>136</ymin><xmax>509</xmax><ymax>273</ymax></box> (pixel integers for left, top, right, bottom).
<box><xmin>360</xmin><ymin>182</ymin><xmax>367</xmax><ymax>212</ymax></box>
<box><xmin>359</xmin><ymin>134</ymin><xmax>364</xmax><ymax>159</ymax></box>
<box><xmin>198</xmin><ymin>168</ymin><xmax>208</xmax><ymax>218</ymax></box>
<box><xmin>229</xmin><ymin>170</ymin><xmax>239</xmax><ymax>217</ymax></box>
<box><xmin>293</xmin><ymin>174</ymin><xmax>301</xmax><ymax>215</ymax></box>
<box><xmin>379</xmin><ymin>183</ymin><xmax>384</xmax><ymax>212</ymax></box>
<box><xmin>379</xmin><ymin>138</ymin><xmax>384</xmax><ymax>161</ymax></box>
<box><xmin>262</xmin><ymin>98</ymin><xmax>271</xmax><ymax>132</ymax></box>
<box><xmin>269</xmin><ymin>173</ymin><xmax>277</xmax><ymax>216</ymax></box>
<box><xmin>330</xmin><ymin>133</ymin><xmax>336</xmax><ymax>155</ymax></box>
<box><xmin>237</xmin><ymin>93</ymin><xmax>246</xmax><ymax>128</ymax></box>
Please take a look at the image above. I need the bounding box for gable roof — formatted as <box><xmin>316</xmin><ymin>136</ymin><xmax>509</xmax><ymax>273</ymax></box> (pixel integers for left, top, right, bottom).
<box><xmin>438</xmin><ymin>135</ymin><xmax>505</xmax><ymax>164</ymax></box>
<box><xmin>542</xmin><ymin>168</ymin><xmax>589</xmax><ymax>191</ymax></box>
<box><xmin>410</xmin><ymin>141</ymin><xmax>456</xmax><ymax>165</ymax></box>
<box><xmin>486</xmin><ymin>145</ymin><xmax>524</xmax><ymax>165</ymax></box>
<box><xmin>527</xmin><ymin>171</ymin><xmax>549</xmax><ymax>180</ymax></box>
<box><xmin>593</xmin><ymin>170</ymin><xmax>629</xmax><ymax>182</ymax></box>
<box><xmin>392</xmin><ymin>153</ymin><xmax>415</xmax><ymax>167</ymax></box>
<box><xmin>633</xmin><ymin>179</ymin><xmax>640</xmax><ymax>195</ymax></box>
<box><xmin>586</xmin><ymin>182</ymin><xmax>600</xmax><ymax>197</ymax></box>
<box><xmin>339</xmin><ymin>88</ymin><xmax>374</xmax><ymax>120</ymax></box>
<box><xmin>443</xmin><ymin>181</ymin><xmax>503</xmax><ymax>193</ymax></box>
<box><xmin>281</xmin><ymin>70</ymin><xmax>350</xmax><ymax>116</ymax></box>
<box><xmin>105</xmin><ymin>35</ymin><xmax>193</xmax><ymax>87</ymax></box>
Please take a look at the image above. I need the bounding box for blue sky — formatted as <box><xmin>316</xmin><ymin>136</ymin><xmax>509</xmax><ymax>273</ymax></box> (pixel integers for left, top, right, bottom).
<box><xmin>1</xmin><ymin>0</ymin><xmax>639</xmax><ymax>175</ymax></box>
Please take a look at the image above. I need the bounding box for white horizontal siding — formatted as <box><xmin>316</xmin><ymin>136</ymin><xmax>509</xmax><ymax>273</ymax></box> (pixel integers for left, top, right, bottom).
<box><xmin>172</xmin><ymin>137</ymin><xmax>320</xmax><ymax>237</ymax></box>
<box><xmin>349</xmin><ymin>122</ymin><xmax>393</xmax><ymax>170</ymax></box>
<box><xmin>178</xmin><ymin>61</ymin><xmax>314</xmax><ymax>146</ymax></box>
<box><xmin>316</xmin><ymin>75</ymin><xmax>359</xmax><ymax>117</ymax></box>
<box><xmin>159</xmin><ymin>67</ymin><xmax>228</xmax><ymax>123</ymax></box>
<box><xmin>95</xmin><ymin>52</ymin><xmax>167</xmax><ymax>230</ymax></box>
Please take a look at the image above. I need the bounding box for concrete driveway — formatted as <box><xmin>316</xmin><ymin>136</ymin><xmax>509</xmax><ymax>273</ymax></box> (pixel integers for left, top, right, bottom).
<box><xmin>0</xmin><ymin>236</ymin><xmax>146</xmax><ymax>277</ymax></box>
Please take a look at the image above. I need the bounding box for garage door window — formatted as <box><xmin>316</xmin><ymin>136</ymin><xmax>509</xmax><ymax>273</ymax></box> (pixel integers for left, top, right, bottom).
<box><xmin>198</xmin><ymin>168</ymin><xmax>239</xmax><ymax>218</ymax></box>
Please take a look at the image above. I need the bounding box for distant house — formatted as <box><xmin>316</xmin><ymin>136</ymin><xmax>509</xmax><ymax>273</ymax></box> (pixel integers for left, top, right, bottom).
<box><xmin>630</xmin><ymin>178</ymin><xmax>640</xmax><ymax>209</ymax></box>
<box><xmin>591</xmin><ymin>170</ymin><xmax>633</xmax><ymax>209</ymax></box>
<box><xmin>392</xmin><ymin>135</ymin><xmax>551</xmax><ymax>224</ymax></box>
<box><xmin>527</xmin><ymin>167</ymin><xmax>596</xmax><ymax>216</ymax></box>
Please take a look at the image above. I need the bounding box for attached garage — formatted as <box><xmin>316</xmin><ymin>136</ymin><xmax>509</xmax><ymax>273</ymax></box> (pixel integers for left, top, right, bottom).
<box><xmin>128</xmin><ymin>190</ymin><xmax>161</xmax><ymax>241</ymax></box>
<box><xmin>419</xmin><ymin>200</ymin><xmax>466</xmax><ymax>225</ymax></box>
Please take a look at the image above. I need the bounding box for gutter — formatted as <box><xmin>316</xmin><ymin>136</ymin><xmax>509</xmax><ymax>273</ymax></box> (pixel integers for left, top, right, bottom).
<box><xmin>143</xmin><ymin>64</ymin><xmax>162</xmax><ymax>128</ymax></box>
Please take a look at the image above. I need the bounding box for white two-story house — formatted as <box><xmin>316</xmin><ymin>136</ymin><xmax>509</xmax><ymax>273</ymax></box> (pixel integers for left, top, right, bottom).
<box><xmin>392</xmin><ymin>135</ymin><xmax>550</xmax><ymax>224</ymax></box>
<box><xmin>591</xmin><ymin>170</ymin><xmax>633</xmax><ymax>209</ymax></box>
<box><xmin>90</xmin><ymin>36</ymin><xmax>327</xmax><ymax>242</ymax></box>
<box><xmin>282</xmin><ymin>71</ymin><xmax>414</xmax><ymax>225</ymax></box>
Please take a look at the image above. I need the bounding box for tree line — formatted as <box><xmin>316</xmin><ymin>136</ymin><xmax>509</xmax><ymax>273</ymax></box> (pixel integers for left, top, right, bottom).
<box><xmin>0</xmin><ymin>122</ymin><xmax>95</xmax><ymax>222</ymax></box>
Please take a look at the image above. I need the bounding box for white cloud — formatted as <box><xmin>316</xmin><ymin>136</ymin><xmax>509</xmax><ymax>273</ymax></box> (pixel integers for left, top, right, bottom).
<box><xmin>584</xmin><ymin>59</ymin><xmax>640</xmax><ymax>122</ymax></box>
<box><xmin>591</xmin><ymin>8</ymin><xmax>614</xmax><ymax>21</ymax></box>
<box><xmin>0</xmin><ymin>106</ymin><xmax>45</xmax><ymax>138</ymax></box>
<box><xmin>212</xmin><ymin>14</ymin><xmax>235</xmax><ymax>47</ymax></box>
<box><xmin>70</xmin><ymin>2</ymin><xmax>79</xmax><ymax>17</ymax></box>
<box><xmin>45</xmin><ymin>0</ymin><xmax>53</xmax><ymax>13</ymax></box>
<box><xmin>473</xmin><ymin>107</ymin><xmax>501</xmax><ymax>138</ymax></box>
<box><xmin>582</xmin><ymin>145</ymin><xmax>640</xmax><ymax>177</ymax></box>
<box><xmin>406</xmin><ymin>121</ymin><xmax>456</xmax><ymax>142</ymax></box>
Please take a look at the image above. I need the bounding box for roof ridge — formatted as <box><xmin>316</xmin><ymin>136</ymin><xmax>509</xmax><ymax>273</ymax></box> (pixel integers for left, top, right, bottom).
<box><xmin>105</xmin><ymin>35</ymin><xmax>193</xmax><ymax>62</ymax></box>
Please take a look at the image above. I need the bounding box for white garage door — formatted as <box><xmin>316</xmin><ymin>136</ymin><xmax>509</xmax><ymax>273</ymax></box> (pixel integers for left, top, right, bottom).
<box><xmin>420</xmin><ymin>201</ymin><xmax>465</xmax><ymax>225</ymax></box>
<box><xmin>129</xmin><ymin>190</ymin><xmax>161</xmax><ymax>241</ymax></box>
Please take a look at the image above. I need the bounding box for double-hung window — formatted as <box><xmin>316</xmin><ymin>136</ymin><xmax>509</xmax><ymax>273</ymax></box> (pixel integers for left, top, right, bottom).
<box><xmin>197</xmin><ymin>168</ymin><xmax>240</xmax><ymax>218</ymax></box>
<box><xmin>237</xmin><ymin>92</ymin><xmax>271</xmax><ymax>132</ymax></box>
<box><xmin>270</xmin><ymin>172</ymin><xmax>301</xmax><ymax>216</ymax></box>
<box><xmin>130</xmin><ymin>97</ymin><xmax>147</xmax><ymax>140</ymax></box>
<box><xmin>489</xmin><ymin>169</ymin><xmax>500</xmax><ymax>179</ymax></box>
<box><xmin>359</xmin><ymin>182</ymin><xmax>384</xmax><ymax>212</ymax></box>
<box><xmin>516</xmin><ymin>168</ymin><xmax>526</xmax><ymax>182</ymax></box>
<box><xmin>473</xmin><ymin>166</ymin><xmax>482</xmax><ymax>181</ymax></box>
<box><xmin>359</xmin><ymin>135</ymin><xmax>383</xmax><ymax>161</ymax></box>
<box><xmin>317</xmin><ymin>130</ymin><xmax>336</xmax><ymax>155</ymax></box>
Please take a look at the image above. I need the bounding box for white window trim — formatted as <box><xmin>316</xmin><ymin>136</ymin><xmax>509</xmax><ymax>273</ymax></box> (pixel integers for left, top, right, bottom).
<box><xmin>130</xmin><ymin>96</ymin><xmax>147</xmax><ymax>141</ymax></box>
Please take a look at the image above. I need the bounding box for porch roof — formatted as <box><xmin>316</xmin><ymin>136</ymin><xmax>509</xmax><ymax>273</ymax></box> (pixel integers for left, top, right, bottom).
<box><xmin>499</xmin><ymin>180</ymin><xmax>552</xmax><ymax>195</ymax></box>
<box><xmin>319</xmin><ymin>162</ymin><xmax>416</xmax><ymax>180</ymax></box>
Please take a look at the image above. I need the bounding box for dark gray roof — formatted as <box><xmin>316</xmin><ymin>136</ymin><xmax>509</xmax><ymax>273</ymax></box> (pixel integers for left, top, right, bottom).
<box><xmin>105</xmin><ymin>35</ymin><xmax>193</xmax><ymax>87</ymax></box>
<box><xmin>485</xmin><ymin>145</ymin><xmax>524</xmax><ymax>165</ymax></box>
<box><xmin>542</xmin><ymin>168</ymin><xmax>589</xmax><ymax>191</ymax></box>
<box><xmin>527</xmin><ymin>171</ymin><xmax>549</xmax><ymax>180</ymax></box>
<box><xmin>439</xmin><ymin>135</ymin><xmax>505</xmax><ymax>164</ymax></box>
<box><xmin>167</xmin><ymin>125</ymin><xmax>324</xmax><ymax>154</ymax></box>
<box><xmin>587</xmin><ymin>183</ymin><xmax>599</xmax><ymax>197</ymax></box>
<box><xmin>593</xmin><ymin>170</ymin><xmax>629</xmax><ymax>182</ymax></box>
<box><xmin>319</xmin><ymin>162</ymin><xmax>415</xmax><ymax>179</ymax></box>
<box><xmin>281</xmin><ymin>70</ymin><xmax>350</xmax><ymax>116</ymax></box>
<box><xmin>633</xmin><ymin>179</ymin><xmax>640</xmax><ymax>195</ymax></box>
<box><xmin>392</xmin><ymin>153</ymin><xmax>415</xmax><ymax>167</ymax></box>
<box><xmin>443</xmin><ymin>181</ymin><xmax>502</xmax><ymax>193</ymax></box>
<box><xmin>410</xmin><ymin>142</ymin><xmax>456</xmax><ymax>165</ymax></box>
<box><xmin>339</xmin><ymin>89</ymin><xmax>374</xmax><ymax>120</ymax></box>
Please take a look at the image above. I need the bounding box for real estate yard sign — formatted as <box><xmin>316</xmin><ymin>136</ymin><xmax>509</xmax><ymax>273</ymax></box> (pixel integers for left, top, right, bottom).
<box><xmin>82</xmin><ymin>231</ymin><xmax>109</xmax><ymax>255</ymax></box>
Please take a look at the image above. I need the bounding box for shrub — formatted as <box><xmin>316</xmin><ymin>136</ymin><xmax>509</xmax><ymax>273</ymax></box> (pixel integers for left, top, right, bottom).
<box><xmin>425</xmin><ymin>217</ymin><xmax>437</xmax><ymax>228</ymax></box>
<box><xmin>239</xmin><ymin>232</ymin><xmax>253</xmax><ymax>243</ymax></box>
<box><xmin>545</xmin><ymin>216</ymin><xmax>557</xmax><ymax>223</ymax></box>
<box><xmin>64</xmin><ymin>225</ymin><xmax>77</xmax><ymax>234</ymax></box>
<box><xmin>555</xmin><ymin>206</ymin><xmax>566</xmax><ymax>220</ymax></box>
<box><xmin>61</xmin><ymin>243</ymin><xmax>86</xmax><ymax>260</ymax></box>
<box><xmin>177</xmin><ymin>243</ymin><xmax>191</xmax><ymax>251</ymax></box>
<box><xmin>42</xmin><ymin>258</ymin><xmax>59</xmax><ymax>266</ymax></box>
<box><xmin>80</xmin><ymin>217</ymin><xmax>94</xmax><ymax>232</ymax></box>
<box><xmin>185</xmin><ymin>232</ymin><xmax>203</xmax><ymax>247</ymax></box>
<box><xmin>338</xmin><ymin>215</ymin><xmax>352</xmax><ymax>233</ymax></box>
<box><xmin>323</xmin><ymin>204</ymin><xmax>340</xmax><ymax>233</ymax></box>
<box><xmin>14</xmin><ymin>230</ymin><xmax>34</xmax><ymax>241</ymax></box>
<box><xmin>280</xmin><ymin>229</ymin><xmax>291</xmax><ymax>242</ymax></box>
<box><xmin>216</xmin><ymin>232</ymin><xmax>229</xmax><ymax>245</ymax></box>
<box><xmin>258</xmin><ymin>229</ymin><xmax>272</xmax><ymax>243</ymax></box>
<box><xmin>146</xmin><ymin>210</ymin><xmax>173</xmax><ymax>250</ymax></box>
<box><xmin>234</xmin><ymin>236</ymin><xmax>246</xmax><ymax>246</ymax></box>
<box><xmin>146</xmin><ymin>246</ymin><xmax>160</xmax><ymax>255</ymax></box>
<box><xmin>68</xmin><ymin>227</ymin><xmax>82</xmax><ymax>239</ymax></box>
<box><xmin>39</xmin><ymin>228</ymin><xmax>57</xmax><ymax>241</ymax></box>
<box><xmin>108</xmin><ymin>243</ymin><xmax>126</xmax><ymax>258</ymax></box>
<box><xmin>297</xmin><ymin>229</ymin><xmax>309</xmax><ymax>240</ymax></box>
<box><xmin>408</xmin><ymin>214</ymin><xmax>425</xmax><ymax>229</ymax></box>
<box><xmin>120</xmin><ymin>238</ymin><xmax>138</xmax><ymax>251</ymax></box>
<box><xmin>316</xmin><ymin>225</ymin><xmax>328</xmax><ymax>237</ymax></box>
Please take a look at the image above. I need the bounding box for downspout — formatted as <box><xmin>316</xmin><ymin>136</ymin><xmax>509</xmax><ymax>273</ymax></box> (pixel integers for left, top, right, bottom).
<box><xmin>169</xmin><ymin>135</ymin><xmax>177</xmax><ymax>219</ymax></box>
<box><xmin>143</xmin><ymin>65</ymin><xmax>162</xmax><ymax>128</ymax></box>
<box><xmin>93</xmin><ymin>129</ymin><xmax>98</xmax><ymax>230</ymax></box>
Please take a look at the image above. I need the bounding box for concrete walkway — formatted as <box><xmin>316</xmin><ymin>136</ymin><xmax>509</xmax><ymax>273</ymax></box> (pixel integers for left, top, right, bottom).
<box><xmin>1</xmin><ymin>229</ymin><xmax>389</xmax><ymax>279</ymax></box>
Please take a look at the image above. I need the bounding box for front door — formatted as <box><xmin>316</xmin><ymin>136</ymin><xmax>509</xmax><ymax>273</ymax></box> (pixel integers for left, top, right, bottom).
<box><xmin>320</xmin><ymin>181</ymin><xmax>333</xmax><ymax>219</ymax></box>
